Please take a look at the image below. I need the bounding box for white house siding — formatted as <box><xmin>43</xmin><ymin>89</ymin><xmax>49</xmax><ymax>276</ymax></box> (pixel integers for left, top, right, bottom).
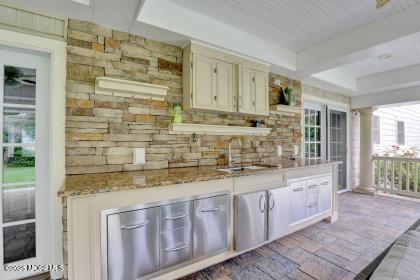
<box><xmin>373</xmin><ymin>104</ymin><xmax>420</xmax><ymax>152</ymax></box>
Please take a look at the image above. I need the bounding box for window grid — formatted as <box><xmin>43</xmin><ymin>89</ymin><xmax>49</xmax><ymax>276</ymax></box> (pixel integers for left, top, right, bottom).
<box><xmin>397</xmin><ymin>121</ymin><xmax>405</xmax><ymax>145</ymax></box>
<box><xmin>373</xmin><ymin>115</ymin><xmax>380</xmax><ymax>145</ymax></box>
<box><xmin>304</xmin><ymin>109</ymin><xmax>322</xmax><ymax>160</ymax></box>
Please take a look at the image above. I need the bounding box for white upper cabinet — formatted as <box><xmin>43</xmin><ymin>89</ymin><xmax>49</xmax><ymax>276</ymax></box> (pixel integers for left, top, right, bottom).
<box><xmin>238</xmin><ymin>66</ymin><xmax>269</xmax><ymax>116</ymax></box>
<box><xmin>183</xmin><ymin>42</ymin><xmax>269</xmax><ymax>115</ymax></box>
<box><xmin>215</xmin><ymin>60</ymin><xmax>236</xmax><ymax>112</ymax></box>
<box><xmin>193</xmin><ymin>54</ymin><xmax>216</xmax><ymax>110</ymax></box>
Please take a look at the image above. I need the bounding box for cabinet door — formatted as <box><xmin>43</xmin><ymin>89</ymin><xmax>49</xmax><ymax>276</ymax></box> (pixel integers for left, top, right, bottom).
<box><xmin>215</xmin><ymin>60</ymin><xmax>235</xmax><ymax>112</ymax></box>
<box><xmin>193</xmin><ymin>195</ymin><xmax>229</xmax><ymax>258</ymax></box>
<box><xmin>318</xmin><ymin>175</ymin><xmax>332</xmax><ymax>213</ymax></box>
<box><xmin>235</xmin><ymin>191</ymin><xmax>266</xmax><ymax>251</ymax></box>
<box><xmin>107</xmin><ymin>207</ymin><xmax>160</xmax><ymax>280</ymax></box>
<box><xmin>288</xmin><ymin>180</ymin><xmax>307</xmax><ymax>224</ymax></box>
<box><xmin>268</xmin><ymin>187</ymin><xmax>289</xmax><ymax>241</ymax></box>
<box><xmin>193</xmin><ymin>54</ymin><xmax>216</xmax><ymax>110</ymax></box>
<box><xmin>254</xmin><ymin>70</ymin><xmax>268</xmax><ymax>115</ymax></box>
<box><xmin>238</xmin><ymin>66</ymin><xmax>254</xmax><ymax>114</ymax></box>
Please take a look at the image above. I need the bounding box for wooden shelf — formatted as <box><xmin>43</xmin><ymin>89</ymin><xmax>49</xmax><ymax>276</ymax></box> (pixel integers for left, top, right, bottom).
<box><xmin>169</xmin><ymin>123</ymin><xmax>272</xmax><ymax>136</ymax></box>
<box><xmin>95</xmin><ymin>77</ymin><xmax>169</xmax><ymax>100</ymax></box>
<box><xmin>270</xmin><ymin>104</ymin><xmax>302</xmax><ymax>114</ymax></box>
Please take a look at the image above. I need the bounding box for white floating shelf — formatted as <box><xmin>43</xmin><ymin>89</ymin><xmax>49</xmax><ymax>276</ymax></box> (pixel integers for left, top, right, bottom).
<box><xmin>169</xmin><ymin>123</ymin><xmax>272</xmax><ymax>136</ymax></box>
<box><xmin>95</xmin><ymin>77</ymin><xmax>169</xmax><ymax>100</ymax></box>
<box><xmin>270</xmin><ymin>104</ymin><xmax>302</xmax><ymax>114</ymax></box>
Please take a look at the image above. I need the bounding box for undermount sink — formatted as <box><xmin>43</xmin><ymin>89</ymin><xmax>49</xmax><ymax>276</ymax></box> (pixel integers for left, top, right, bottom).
<box><xmin>217</xmin><ymin>165</ymin><xmax>266</xmax><ymax>173</ymax></box>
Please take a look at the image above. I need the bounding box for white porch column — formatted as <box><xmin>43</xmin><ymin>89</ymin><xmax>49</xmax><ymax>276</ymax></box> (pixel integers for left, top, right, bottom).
<box><xmin>354</xmin><ymin>108</ymin><xmax>376</xmax><ymax>195</ymax></box>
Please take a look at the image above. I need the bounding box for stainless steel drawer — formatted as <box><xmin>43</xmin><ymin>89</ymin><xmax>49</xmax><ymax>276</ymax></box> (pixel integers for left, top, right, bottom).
<box><xmin>107</xmin><ymin>207</ymin><xmax>160</xmax><ymax>280</ymax></box>
<box><xmin>160</xmin><ymin>201</ymin><xmax>192</xmax><ymax>232</ymax></box>
<box><xmin>160</xmin><ymin>226</ymin><xmax>192</xmax><ymax>269</ymax></box>
<box><xmin>193</xmin><ymin>195</ymin><xmax>229</xmax><ymax>258</ymax></box>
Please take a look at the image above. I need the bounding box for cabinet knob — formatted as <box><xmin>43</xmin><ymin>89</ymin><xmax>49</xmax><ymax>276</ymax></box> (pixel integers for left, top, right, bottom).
<box><xmin>214</xmin><ymin>96</ymin><xmax>217</xmax><ymax>101</ymax></box>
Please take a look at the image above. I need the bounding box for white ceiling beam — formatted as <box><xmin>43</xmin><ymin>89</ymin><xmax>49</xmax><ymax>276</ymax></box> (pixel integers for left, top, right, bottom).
<box><xmin>351</xmin><ymin>85</ymin><xmax>420</xmax><ymax>109</ymax></box>
<box><xmin>138</xmin><ymin>0</ymin><xmax>296</xmax><ymax>72</ymax></box>
<box><xmin>297</xmin><ymin>4</ymin><xmax>420</xmax><ymax>75</ymax></box>
<box><xmin>358</xmin><ymin>64</ymin><xmax>420</xmax><ymax>94</ymax></box>
<box><xmin>301</xmin><ymin>75</ymin><xmax>357</xmax><ymax>97</ymax></box>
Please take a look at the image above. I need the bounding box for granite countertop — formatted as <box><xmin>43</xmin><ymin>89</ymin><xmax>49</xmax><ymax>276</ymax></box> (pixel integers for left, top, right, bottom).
<box><xmin>59</xmin><ymin>159</ymin><xmax>340</xmax><ymax>197</ymax></box>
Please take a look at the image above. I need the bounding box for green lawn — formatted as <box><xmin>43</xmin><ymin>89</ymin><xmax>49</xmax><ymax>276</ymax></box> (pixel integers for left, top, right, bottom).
<box><xmin>3</xmin><ymin>166</ymin><xmax>35</xmax><ymax>186</ymax></box>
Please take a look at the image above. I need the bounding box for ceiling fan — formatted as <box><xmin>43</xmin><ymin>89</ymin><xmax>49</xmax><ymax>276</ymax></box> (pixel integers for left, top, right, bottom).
<box><xmin>376</xmin><ymin>0</ymin><xmax>391</xmax><ymax>9</ymax></box>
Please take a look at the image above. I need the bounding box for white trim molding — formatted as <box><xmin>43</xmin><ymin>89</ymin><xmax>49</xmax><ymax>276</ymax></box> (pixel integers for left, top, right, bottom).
<box><xmin>169</xmin><ymin>123</ymin><xmax>272</xmax><ymax>136</ymax></box>
<box><xmin>95</xmin><ymin>77</ymin><xmax>169</xmax><ymax>100</ymax></box>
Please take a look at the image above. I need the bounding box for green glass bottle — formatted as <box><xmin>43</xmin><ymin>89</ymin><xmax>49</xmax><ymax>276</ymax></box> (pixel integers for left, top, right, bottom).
<box><xmin>173</xmin><ymin>101</ymin><xmax>182</xmax><ymax>124</ymax></box>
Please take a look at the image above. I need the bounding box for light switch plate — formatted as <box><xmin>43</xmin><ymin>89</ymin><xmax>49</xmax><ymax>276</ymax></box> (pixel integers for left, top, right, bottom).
<box><xmin>133</xmin><ymin>148</ymin><xmax>145</xmax><ymax>165</ymax></box>
<box><xmin>277</xmin><ymin>145</ymin><xmax>282</xmax><ymax>156</ymax></box>
<box><xmin>293</xmin><ymin>145</ymin><xmax>299</xmax><ymax>156</ymax></box>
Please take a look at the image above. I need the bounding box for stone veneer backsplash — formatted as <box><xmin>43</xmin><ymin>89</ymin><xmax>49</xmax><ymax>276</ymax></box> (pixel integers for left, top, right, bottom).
<box><xmin>65</xmin><ymin>19</ymin><xmax>302</xmax><ymax>175</ymax></box>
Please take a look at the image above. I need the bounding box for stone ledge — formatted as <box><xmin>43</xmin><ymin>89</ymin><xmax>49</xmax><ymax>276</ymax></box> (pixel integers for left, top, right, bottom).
<box><xmin>95</xmin><ymin>77</ymin><xmax>169</xmax><ymax>100</ymax></box>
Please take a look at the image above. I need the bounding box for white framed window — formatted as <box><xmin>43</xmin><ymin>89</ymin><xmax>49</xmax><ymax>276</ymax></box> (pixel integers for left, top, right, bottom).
<box><xmin>304</xmin><ymin>108</ymin><xmax>322</xmax><ymax>159</ymax></box>
<box><xmin>397</xmin><ymin>121</ymin><xmax>405</xmax><ymax>145</ymax></box>
<box><xmin>373</xmin><ymin>115</ymin><xmax>380</xmax><ymax>145</ymax></box>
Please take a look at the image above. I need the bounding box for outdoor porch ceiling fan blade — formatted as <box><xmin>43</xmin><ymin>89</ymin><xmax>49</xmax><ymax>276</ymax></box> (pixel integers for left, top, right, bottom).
<box><xmin>377</xmin><ymin>0</ymin><xmax>391</xmax><ymax>9</ymax></box>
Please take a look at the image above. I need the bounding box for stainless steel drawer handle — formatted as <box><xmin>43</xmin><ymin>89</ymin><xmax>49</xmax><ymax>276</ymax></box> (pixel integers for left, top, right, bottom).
<box><xmin>259</xmin><ymin>194</ymin><xmax>266</xmax><ymax>213</ymax></box>
<box><xmin>201</xmin><ymin>207</ymin><xmax>219</xmax><ymax>213</ymax></box>
<box><xmin>268</xmin><ymin>192</ymin><xmax>275</xmax><ymax>210</ymax></box>
<box><xmin>307</xmin><ymin>203</ymin><xmax>317</xmax><ymax>208</ymax></box>
<box><xmin>165</xmin><ymin>243</ymin><xmax>188</xmax><ymax>252</ymax></box>
<box><xmin>120</xmin><ymin>220</ymin><xmax>149</xmax><ymax>230</ymax></box>
<box><xmin>308</xmin><ymin>184</ymin><xmax>317</xmax><ymax>189</ymax></box>
<box><xmin>321</xmin><ymin>182</ymin><xmax>329</xmax><ymax>186</ymax></box>
<box><xmin>293</xmin><ymin>187</ymin><xmax>303</xmax><ymax>192</ymax></box>
<box><xmin>165</xmin><ymin>213</ymin><xmax>189</xmax><ymax>220</ymax></box>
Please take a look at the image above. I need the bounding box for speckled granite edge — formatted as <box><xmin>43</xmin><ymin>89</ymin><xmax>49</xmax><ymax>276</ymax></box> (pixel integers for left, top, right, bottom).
<box><xmin>59</xmin><ymin>160</ymin><xmax>341</xmax><ymax>197</ymax></box>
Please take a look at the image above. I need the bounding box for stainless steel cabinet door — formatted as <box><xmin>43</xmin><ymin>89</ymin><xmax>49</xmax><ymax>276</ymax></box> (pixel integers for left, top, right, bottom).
<box><xmin>193</xmin><ymin>195</ymin><xmax>229</xmax><ymax>258</ymax></box>
<box><xmin>289</xmin><ymin>180</ymin><xmax>307</xmax><ymax>224</ymax></box>
<box><xmin>318</xmin><ymin>175</ymin><xmax>332</xmax><ymax>213</ymax></box>
<box><xmin>107</xmin><ymin>207</ymin><xmax>160</xmax><ymax>280</ymax></box>
<box><xmin>235</xmin><ymin>191</ymin><xmax>266</xmax><ymax>252</ymax></box>
<box><xmin>268</xmin><ymin>187</ymin><xmax>289</xmax><ymax>241</ymax></box>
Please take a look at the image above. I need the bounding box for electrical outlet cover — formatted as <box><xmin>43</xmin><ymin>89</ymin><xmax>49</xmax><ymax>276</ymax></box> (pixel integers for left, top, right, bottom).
<box><xmin>133</xmin><ymin>148</ymin><xmax>146</xmax><ymax>165</ymax></box>
<box><xmin>277</xmin><ymin>145</ymin><xmax>282</xmax><ymax>156</ymax></box>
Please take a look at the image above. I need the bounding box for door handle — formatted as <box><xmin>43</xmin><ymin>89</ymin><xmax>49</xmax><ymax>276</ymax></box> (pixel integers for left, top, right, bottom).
<box><xmin>201</xmin><ymin>207</ymin><xmax>219</xmax><ymax>213</ymax></box>
<box><xmin>259</xmin><ymin>194</ymin><xmax>266</xmax><ymax>213</ymax></box>
<box><xmin>120</xmin><ymin>220</ymin><xmax>149</xmax><ymax>230</ymax></box>
<box><xmin>293</xmin><ymin>187</ymin><xmax>303</xmax><ymax>192</ymax></box>
<box><xmin>308</xmin><ymin>184</ymin><xmax>317</xmax><ymax>189</ymax></box>
<box><xmin>165</xmin><ymin>243</ymin><xmax>188</xmax><ymax>252</ymax></box>
<box><xmin>268</xmin><ymin>192</ymin><xmax>275</xmax><ymax>210</ymax></box>
<box><xmin>321</xmin><ymin>182</ymin><xmax>329</xmax><ymax>186</ymax></box>
<box><xmin>165</xmin><ymin>213</ymin><xmax>189</xmax><ymax>220</ymax></box>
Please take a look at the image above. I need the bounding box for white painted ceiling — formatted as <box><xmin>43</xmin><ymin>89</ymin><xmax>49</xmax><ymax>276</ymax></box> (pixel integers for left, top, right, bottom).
<box><xmin>166</xmin><ymin>0</ymin><xmax>420</xmax><ymax>52</ymax></box>
<box><xmin>6</xmin><ymin>0</ymin><xmax>420</xmax><ymax>102</ymax></box>
<box><xmin>338</xmin><ymin>43</ymin><xmax>420</xmax><ymax>77</ymax></box>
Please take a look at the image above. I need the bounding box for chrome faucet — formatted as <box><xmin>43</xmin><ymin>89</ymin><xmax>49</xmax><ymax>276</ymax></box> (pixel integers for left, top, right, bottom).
<box><xmin>228</xmin><ymin>136</ymin><xmax>242</xmax><ymax>166</ymax></box>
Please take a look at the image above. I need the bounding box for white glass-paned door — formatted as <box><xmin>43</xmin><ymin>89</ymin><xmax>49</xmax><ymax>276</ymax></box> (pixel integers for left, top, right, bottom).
<box><xmin>0</xmin><ymin>46</ymin><xmax>50</xmax><ymax>279</ymax></box>
<box><xmin>328</xmin><ymin>108</ymin><xmax>347</xmax><ymax>191</ymax></box>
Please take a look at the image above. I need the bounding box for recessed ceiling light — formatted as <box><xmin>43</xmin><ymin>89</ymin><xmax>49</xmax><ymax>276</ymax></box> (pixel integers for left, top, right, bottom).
<box><xmin>70</xmin><ymin>0</ymin><xmax>90</xmax><ymax>6</ymax></box>
<box><xmin>377</xmin><ymin>54</ymin><xmax>393</xmax><ymax>60</ymax></box>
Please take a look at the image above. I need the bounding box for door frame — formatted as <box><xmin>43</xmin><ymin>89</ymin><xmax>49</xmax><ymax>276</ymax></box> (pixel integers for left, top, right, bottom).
<box><xmin>327</xmin><ymin>105</ymin><xmax>351</xmax><ymax>193</ymax></box>
<box><xmin>302</xmin><ymin>94</ymin><xmax>351</xmax><ymax>193</ymax></box>
<box><xmin>0</xmin><ymin>29</ymin><xmax>66</xmax><ymax>279</ymax></box>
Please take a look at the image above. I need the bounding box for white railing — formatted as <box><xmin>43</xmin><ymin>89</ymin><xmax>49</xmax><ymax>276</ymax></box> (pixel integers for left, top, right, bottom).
<box><xmin>373</xmin><ymin>156</ymin><xmax>420</xmax><ymax>198</ymax></box>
